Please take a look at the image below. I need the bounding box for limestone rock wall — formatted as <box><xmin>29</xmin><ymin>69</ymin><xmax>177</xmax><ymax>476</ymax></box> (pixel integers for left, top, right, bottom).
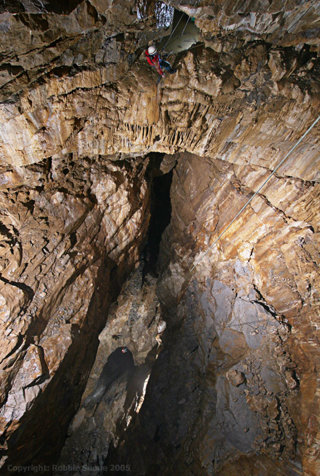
<box><xmin>56</xmin><ymin>266</ymin><xmax>165</xmax><ymax>473</ymax></box>
<box><xmin>175</xmin><ymin>0</ymin><xmax>320</xmax><ymax>50</ymax></box>
<box><xmin>0</xmin><ymin>0</ymin><xmax>319</xmax><ymax>474</ymax></box>
<box><xmin>107</xmin><ymin>148</ymin><xmax>319</xmax><ymax>475</ymax></box>
<box><xmin>0</xmin><ymin>153</ymin><xmax>150</xmax><ymax>468</ymax></box>
<box><xmin>0</xmin><ymin>45</ymin><xmax>319</xmax><ymax>193</ymax></box>
<box><xmin>159</xmin><ymin>152</ymin><xmax>319</xmax><ymax>474</ymax></box>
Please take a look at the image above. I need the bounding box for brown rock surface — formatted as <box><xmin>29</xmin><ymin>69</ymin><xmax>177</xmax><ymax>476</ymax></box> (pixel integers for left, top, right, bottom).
<box><xmin>0</xmin><ymin>153</ymin><xmax>150</xmax><ymax>468</ymax></box>
<box><xmin>0</xmin><ymin>0</ymin><xmax>319</xmax><ymax>474</ymax></box>
<box><xmin>116</xmin><ymin>151</ymin><xmax>316</xmax><ymax>474</ymax></box>
<box><xmin>56</xmin><ymin>267</ymin><xmax>165</xmax><ymax>472</ymax></box>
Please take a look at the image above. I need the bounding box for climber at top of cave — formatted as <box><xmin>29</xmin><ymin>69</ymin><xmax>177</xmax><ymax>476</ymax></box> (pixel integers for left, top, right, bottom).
<box><xmin>145</xmin><ymin>45</ymin><xmax>176</xmax><ymax>76</ymax></box>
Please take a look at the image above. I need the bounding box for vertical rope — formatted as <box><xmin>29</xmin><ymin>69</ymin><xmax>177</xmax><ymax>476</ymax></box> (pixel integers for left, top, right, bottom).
<box><xmin>178</xmin><ymin>112</ymin><xmax>320</xmax><ymax>300</ymax></box>
<box><xmin>161</xmin><ymin>0</ymin><xmax>199</xmax><ymax>52</ymax></box>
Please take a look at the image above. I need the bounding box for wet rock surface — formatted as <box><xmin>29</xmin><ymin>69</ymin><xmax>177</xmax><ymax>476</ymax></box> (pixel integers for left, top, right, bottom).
<box><xmin>0</xmin><ymin>1</ymin><xmax>319</xmax><ymax>475</ymax></box>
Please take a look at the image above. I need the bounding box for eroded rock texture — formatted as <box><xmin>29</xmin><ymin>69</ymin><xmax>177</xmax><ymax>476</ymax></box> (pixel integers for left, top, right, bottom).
<box><xmin>0</xmin><ymin>0</ymin><xmax>319</xmax><ymax>474</ymax></box>
<box><xmin>0</xmin><ymin>152</ymin><xmax>150</xmax><ymax>468</ymax></box>
<box><xmin>56</xmin><ymin>267</ymin><xmax>165</xmax><ymax>473</ymax></box>
<box><xmin>116</xmin><ymin>152</ymin><xmax>316</xmax><ymax>475</ymax></box>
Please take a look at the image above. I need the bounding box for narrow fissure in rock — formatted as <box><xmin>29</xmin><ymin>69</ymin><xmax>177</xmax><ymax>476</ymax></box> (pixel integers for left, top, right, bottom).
<box><xmin>143</xmin><ymin>153</ymin><xmax>173</xmax><ymax>276</ymax></box>
<box><xmin>54</xmin><ymin>154</ymin><xmax>173</xmax><ymax>474</ymax></box>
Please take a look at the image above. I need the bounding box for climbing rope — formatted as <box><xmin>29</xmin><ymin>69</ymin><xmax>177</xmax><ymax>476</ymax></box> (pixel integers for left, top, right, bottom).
<box><xmin>179</xmin><ymin>6</ymin><xmax>196</xmax><ymax>39</ymax></box>
<box><xmin>178</xmin><ymin>112</ymin><xmax>320</xmax><ymax>299</ymax></box>
<box><xmin>161</xmin><ymin>12</ymin><xmax>185</xmax><ymax>52</ymax></box>
<box><xmin>180</xmin><ymin>15</ymin><xmax>191</xmax><ymax>39</ymax></box>
<box><xmin>161</xmin><ymin>0</ymin><xmax>199</xmax><ymax>53</ymax></box>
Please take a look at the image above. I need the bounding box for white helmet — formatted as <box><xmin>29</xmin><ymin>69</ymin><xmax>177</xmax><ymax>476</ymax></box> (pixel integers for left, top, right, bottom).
<box><xmin>148</xmin><ymin>46</ymin><xmax>156</xmax><ymax>55</ymax></box>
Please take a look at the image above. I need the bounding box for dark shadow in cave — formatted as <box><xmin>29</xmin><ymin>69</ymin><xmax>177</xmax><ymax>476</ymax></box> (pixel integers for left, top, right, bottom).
<box><xmin>142</xmin><ymin>153</ymin><xmax>172</xmax><ymax>277</ymax></box>
<box><xmin>84</xmin><ymin>347</ymin><xmax>134</xmax><ymax>411</ymax></box>
<box><xmin>157</xmin><ymin>8</ymin><xmax>200</xmax><ymax>58</ymax></box>
<box><xmin>0</xmin><ymin>0</ymin><xmax>83</xmax><ymax>14</ymax></box>
<box><xmin>123</xmin><ymin>344</ymin><xmax>159</xmax><ymax>415</ymax></box>
<box><xmin>3</xmin><ymin>255</ymin><xmax>128</xmax><ymax>469</ymax></box>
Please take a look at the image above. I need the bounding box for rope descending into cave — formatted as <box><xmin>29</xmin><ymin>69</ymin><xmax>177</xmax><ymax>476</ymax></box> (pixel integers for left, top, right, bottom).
<box><xmin>161</xmin><ymin>12</ymin><xmax>184</xmax><ymax>52</ymax></box>
<box><xmin>203</xmin><ymin>113</ymin><xmax>320</xmax><ymax>253</ymax></box>
<box><xmin>179</xmin><ymin>112</ymin><xmax>320</xmax><ymax>300</ymax></box>
<box><xmin>180</xmin><ymin>10</ymin><xmax>194</xmax><ymax>38</ymax></box>
<box><xmin>161</xmin><ymin>0</ymin><xmax>199</xmax><ymax>53</ymax></box>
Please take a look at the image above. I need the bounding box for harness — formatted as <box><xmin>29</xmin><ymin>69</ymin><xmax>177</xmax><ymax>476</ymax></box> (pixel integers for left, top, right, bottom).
<box><xmin>145</xmin><ymin>50</ymin><xmax>164</xmax><ymax>75</ymax></box>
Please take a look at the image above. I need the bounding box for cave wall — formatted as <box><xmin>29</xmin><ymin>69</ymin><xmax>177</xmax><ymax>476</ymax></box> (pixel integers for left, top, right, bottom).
<box><xmin>0</xmin><ymin>153</ymin><xmax>150</xmax><ymax>466</ymax></box>
<box><xmin>126</xmin><ymin>151</ymin><xmax>318</xmax><ymax>475</ymax></box>
<box><xmin>0</xmin><ymin>0</ymin><xmax>319</xmax><ymax>474</ymax></box>
<box><xmin>176</xmin><ymin>0</ymin><xmax>320</xmax><ymax>49</ymax></box>
<box><xmin>56</xmin><ymin>265</ymin><xmax>165</xmax><ymax>472</ymax></box>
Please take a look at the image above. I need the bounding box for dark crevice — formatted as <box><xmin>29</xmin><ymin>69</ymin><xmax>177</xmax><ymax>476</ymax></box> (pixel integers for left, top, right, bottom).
<box><xmin>252</xmin><ymin>285</ymin><xmax>289</xmax><ymax>328</ymax></box>
<box><xmin>0</xmin><ymin>222</ymin><xmax>17</xmax><ymax>246</ymax></box>
<box><xmin>69</xmin><ymin>232</ymin><xmax>77</xmax><ymax>249</ymax></box>
<box><xmin>22</xmin><ymin>200</ymin><xmax>35</xmax><ymax>213</ymax></box>
<box><xmin>0</xmin><ymin>333</ymin><xmax>24</xmax><ymax>366</ymax></box>
<box><xmin>142</xmin><ymin>153</ymin><xmax>172</xmax><ymax>277</ymax></box>
<box><xmin>0</xmin><ymin>274</ymin><xmax>35</xmax><ymax>302</ymax></box>
<box><xmin>0</xmin><ymin>0</ymin><xmax>83</xmax><ymax>14</ymax></box>
<box><xmin>4</xmin><ymin>254</ymin><xmax>130</xmax><ymax>468</ymax></box>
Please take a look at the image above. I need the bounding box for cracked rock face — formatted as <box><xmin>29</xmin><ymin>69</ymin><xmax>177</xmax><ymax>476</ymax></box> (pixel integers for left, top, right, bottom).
<box><xmin>56</xmin><ymin>267</ymin><xmax>164</xmax><ymax>473</ymax></box>
<box><xmin>0</xmin><ymin>0</ymin><xmax>319</xmax><ymax>474</ymax></box>
<box><xmin>0</xmin><ymin>154</ymin><xmax>150</xmax><ymax>467</ymax></box>
<box><xmin>116</xmin><ymin>152</ymin><xmax>309</xmax><ymax>474</ymax></box>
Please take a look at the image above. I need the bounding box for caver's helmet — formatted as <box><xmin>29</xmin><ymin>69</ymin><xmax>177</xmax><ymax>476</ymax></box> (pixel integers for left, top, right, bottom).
<box><xmin>148</xmin><ymin>46</ymin><xmax>157</xmax><ymax>56</ymax></box>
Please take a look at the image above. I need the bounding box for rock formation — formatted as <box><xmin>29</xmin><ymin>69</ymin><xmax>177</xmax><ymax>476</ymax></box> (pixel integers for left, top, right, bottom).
<box><xmin>0</xmin><ymin>0</ymin><xmax>319</xmax><ymax>474</ymax></box>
